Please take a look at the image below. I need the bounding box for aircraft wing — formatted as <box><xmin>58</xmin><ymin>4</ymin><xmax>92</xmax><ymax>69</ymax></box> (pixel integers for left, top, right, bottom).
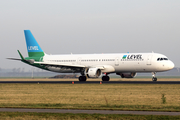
<box><xmin>34</xmin><ymin>61</ymin><xmax>86</xmax><ymax>68</ymax></box>
<box><xmin>34</xmin><ymin>61</ymin><xmax>108</xmax><ymax>70</ymax></box>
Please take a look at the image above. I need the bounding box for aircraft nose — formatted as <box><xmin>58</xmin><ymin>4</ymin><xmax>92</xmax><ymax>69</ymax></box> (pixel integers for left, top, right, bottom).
<box><xmin>168</xmin><ymin>61</ymin><xmax>175</xmax><ymax>70</ymax></box>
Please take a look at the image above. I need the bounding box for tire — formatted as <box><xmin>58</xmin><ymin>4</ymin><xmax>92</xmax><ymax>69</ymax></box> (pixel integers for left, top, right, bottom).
<box><xmin>79</xmin><ymin>76</ymin><xmax>87</xmax><ymax>81</ymax></box>
<box><xmin>82</xmin><ymin>76</ymin><xmax>87</xmax><ymax>81</ymax></box>
<box><xmin>102</xmin><ymin>76</ymin><xmax>110</xmax><ymax>81</ymax></box>
<box><xmin>152</xmin><ymin>77</ymin><xmax>157</xmax><ymax>81</ymax></box>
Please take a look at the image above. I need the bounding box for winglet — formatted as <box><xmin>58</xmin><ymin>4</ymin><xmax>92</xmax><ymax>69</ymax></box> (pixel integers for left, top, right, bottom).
<box><xmin>17</xmin><ymin>50</ymin><xmax>25</xmax><ymax>60</ymax></box>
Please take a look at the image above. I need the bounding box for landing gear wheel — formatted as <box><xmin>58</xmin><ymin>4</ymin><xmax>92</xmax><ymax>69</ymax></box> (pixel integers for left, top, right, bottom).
<box><xmin>102</xmin><ymin>76</ymin><xmax>110</xmax><ymax>81</ymax></box>
<box><xmin>79</xmin><ymin>76</ymin><xmax>87</xmax><ymax>81</ymax></box>
<box><xmin>152</xmin><ymin>72</ymin><xmax>157</xmax><ymax>82</ymax></box>
<box><xmin>152</xmin><ymin>77</ymin><xmax>157</xmax><ymax>81</ymax></box>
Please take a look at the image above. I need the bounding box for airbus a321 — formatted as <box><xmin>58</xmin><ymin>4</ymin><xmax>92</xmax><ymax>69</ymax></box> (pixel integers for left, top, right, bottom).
<box><xmin>8</xmin><ymin>30</ymin><xmax>175</xmax><ymax>81</ymax></box>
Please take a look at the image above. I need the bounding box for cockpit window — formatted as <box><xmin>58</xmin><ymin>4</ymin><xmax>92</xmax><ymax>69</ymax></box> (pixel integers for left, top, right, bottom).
<box><xmin>157</xmin><ymin>58</ymin><xmax>168</xmax><ymax>61</ymax></box>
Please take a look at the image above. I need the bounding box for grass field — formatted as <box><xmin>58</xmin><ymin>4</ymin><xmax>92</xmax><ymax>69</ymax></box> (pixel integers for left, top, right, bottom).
<box><xmin>0</xmin><ymin>78</ymin><xmax>180</xmax><ymax>112</ymax></box>
<box><xmin>0</xmin><ymin>112</ymin><xmax>180</xmax><ymax>120</ymax></box>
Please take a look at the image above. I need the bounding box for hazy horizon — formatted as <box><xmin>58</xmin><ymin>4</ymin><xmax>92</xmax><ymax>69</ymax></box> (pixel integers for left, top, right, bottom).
<box><xmin>1</xmin><ymin>0</ymin><xmax>180</xmax><ymax>69</ymax></box>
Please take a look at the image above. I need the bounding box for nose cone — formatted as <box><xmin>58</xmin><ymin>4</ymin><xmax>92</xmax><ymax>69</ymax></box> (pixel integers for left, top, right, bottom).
<box><xmin>168</xmin><ymin>61</ymin><xmax>175</xmax><ymax>70</ymax></box>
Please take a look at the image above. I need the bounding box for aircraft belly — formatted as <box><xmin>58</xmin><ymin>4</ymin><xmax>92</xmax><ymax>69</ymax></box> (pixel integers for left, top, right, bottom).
<box><xmin>115</xmin><ymin>61</ymin><xmax>156</xmax><ymax>72</ymax></box>
<box><xmin>101</xmin><ymin>65</ymin><xmax>115</xmax><ymax>73</ymax></box>
<box><xmin>116</xmin><ymin>62</ymin><xmax>136</xmax><ymax>72</ymax></box>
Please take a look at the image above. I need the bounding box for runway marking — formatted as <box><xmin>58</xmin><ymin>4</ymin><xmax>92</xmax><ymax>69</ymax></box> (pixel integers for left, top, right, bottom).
<box><xmin>0</xmin><ymin>108</ymin><xmax>179</xmax><ymax>116</ymax></box>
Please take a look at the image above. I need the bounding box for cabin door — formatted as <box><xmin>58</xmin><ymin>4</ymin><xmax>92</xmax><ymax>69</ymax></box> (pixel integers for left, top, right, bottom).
<box><xmin>77</xmin><ymin>58</ymin><xmax>81</xmax><ymax>65</ymax></box>
<box><xmin>146</xmin><ymin>55</ymin><xmax>153</xmax><ymax>65</ymax></box>
<box><xmin>115</xmin><ymin>57</ymin><xmax>119</xmax><ymax>66</ymax></box>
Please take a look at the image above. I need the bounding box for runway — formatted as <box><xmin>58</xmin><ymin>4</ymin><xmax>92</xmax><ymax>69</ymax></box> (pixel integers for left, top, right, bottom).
<box><xmin>0</xmin><ymin>108</ymin><xmax>179</xmax><ymax>116</ymax></box>
<box><xmin>0</xmin><ymin>81</ymin><xmax>180</xmax><ymax>84</ymax></box>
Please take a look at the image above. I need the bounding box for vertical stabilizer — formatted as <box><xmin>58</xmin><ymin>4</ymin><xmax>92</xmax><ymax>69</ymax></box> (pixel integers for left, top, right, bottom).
<box><xmin>24</xmin><ymin>30</ymin><xmax>44</xmax><ymax>57</ymax></box>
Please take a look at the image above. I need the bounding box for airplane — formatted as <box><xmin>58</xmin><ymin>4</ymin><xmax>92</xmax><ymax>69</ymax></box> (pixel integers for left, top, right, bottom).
<box><xmin>8</xmin><ymin>30</ymin><xmax>174</xmax><ymax>81</ymax></box>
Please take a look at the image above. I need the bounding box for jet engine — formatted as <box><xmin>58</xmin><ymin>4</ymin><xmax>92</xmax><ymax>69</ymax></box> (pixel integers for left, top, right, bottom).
<box><xmin>116</xmin><ymin>72</ymin><xmax>137</xmax><ymax>78</ymax></box>
<box><xmin>86</xmin><ymin>68</ymin><xmax>101</xmax><ymax>78</ymax></box>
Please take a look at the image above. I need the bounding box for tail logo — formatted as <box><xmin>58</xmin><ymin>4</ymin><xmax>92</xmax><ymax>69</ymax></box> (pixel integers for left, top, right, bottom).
<box><xmin>28</xmin><ymin>46</ymin><xmax>39</xmax><ymax>51</ymax></box>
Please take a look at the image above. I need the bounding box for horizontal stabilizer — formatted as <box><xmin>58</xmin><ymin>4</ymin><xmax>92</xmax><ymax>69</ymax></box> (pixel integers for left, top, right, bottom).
<box><xmin>7</xmin><ymin>50</ymin><xmax>25</xmax><ymax>61</ymax></box>
<box><xmin>7</xmin><ymin>58</ymin><xmax>22</xmax><ymax>61</ymax></box>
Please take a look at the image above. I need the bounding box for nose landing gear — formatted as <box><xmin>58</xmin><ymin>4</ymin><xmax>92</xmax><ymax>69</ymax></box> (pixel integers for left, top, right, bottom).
<box><xmin>152</xmin><ymin>72</ymin><xmax>157</xmax><ymax>81</ymax></box>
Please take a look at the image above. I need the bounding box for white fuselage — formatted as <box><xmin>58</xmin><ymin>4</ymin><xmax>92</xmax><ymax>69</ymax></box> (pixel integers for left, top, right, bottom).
<box><xmin>42</xmin><ymin>53</ymin><xmax>174</xmax><ymax>73</ymax></box>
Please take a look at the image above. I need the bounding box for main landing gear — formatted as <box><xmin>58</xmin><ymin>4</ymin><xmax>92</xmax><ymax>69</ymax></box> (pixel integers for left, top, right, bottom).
<box><xmin>78</xmin><ymin>70</ymin><xmax>87</xmax><ymax>81</ymax></box>
<box><xmin>102</xmin><ymin>74</ymin><xmax>110</xmax><ymax>81</ymax></box>
<box><xmin>152</xmin><ymin>72</ymin><xmax>157</xmax><ymax>81</ymax></box>
<box><xmin>78</xmin><ymin>76</ymin><xmax>87</xmax><ymax>81</ymax></box>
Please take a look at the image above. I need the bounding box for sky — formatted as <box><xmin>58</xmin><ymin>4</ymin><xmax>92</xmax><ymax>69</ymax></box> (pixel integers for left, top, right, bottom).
<box><xmin>1</xmin><ymin>0</ymin><xmax>180</xmax><ymax>70</ymax></box>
